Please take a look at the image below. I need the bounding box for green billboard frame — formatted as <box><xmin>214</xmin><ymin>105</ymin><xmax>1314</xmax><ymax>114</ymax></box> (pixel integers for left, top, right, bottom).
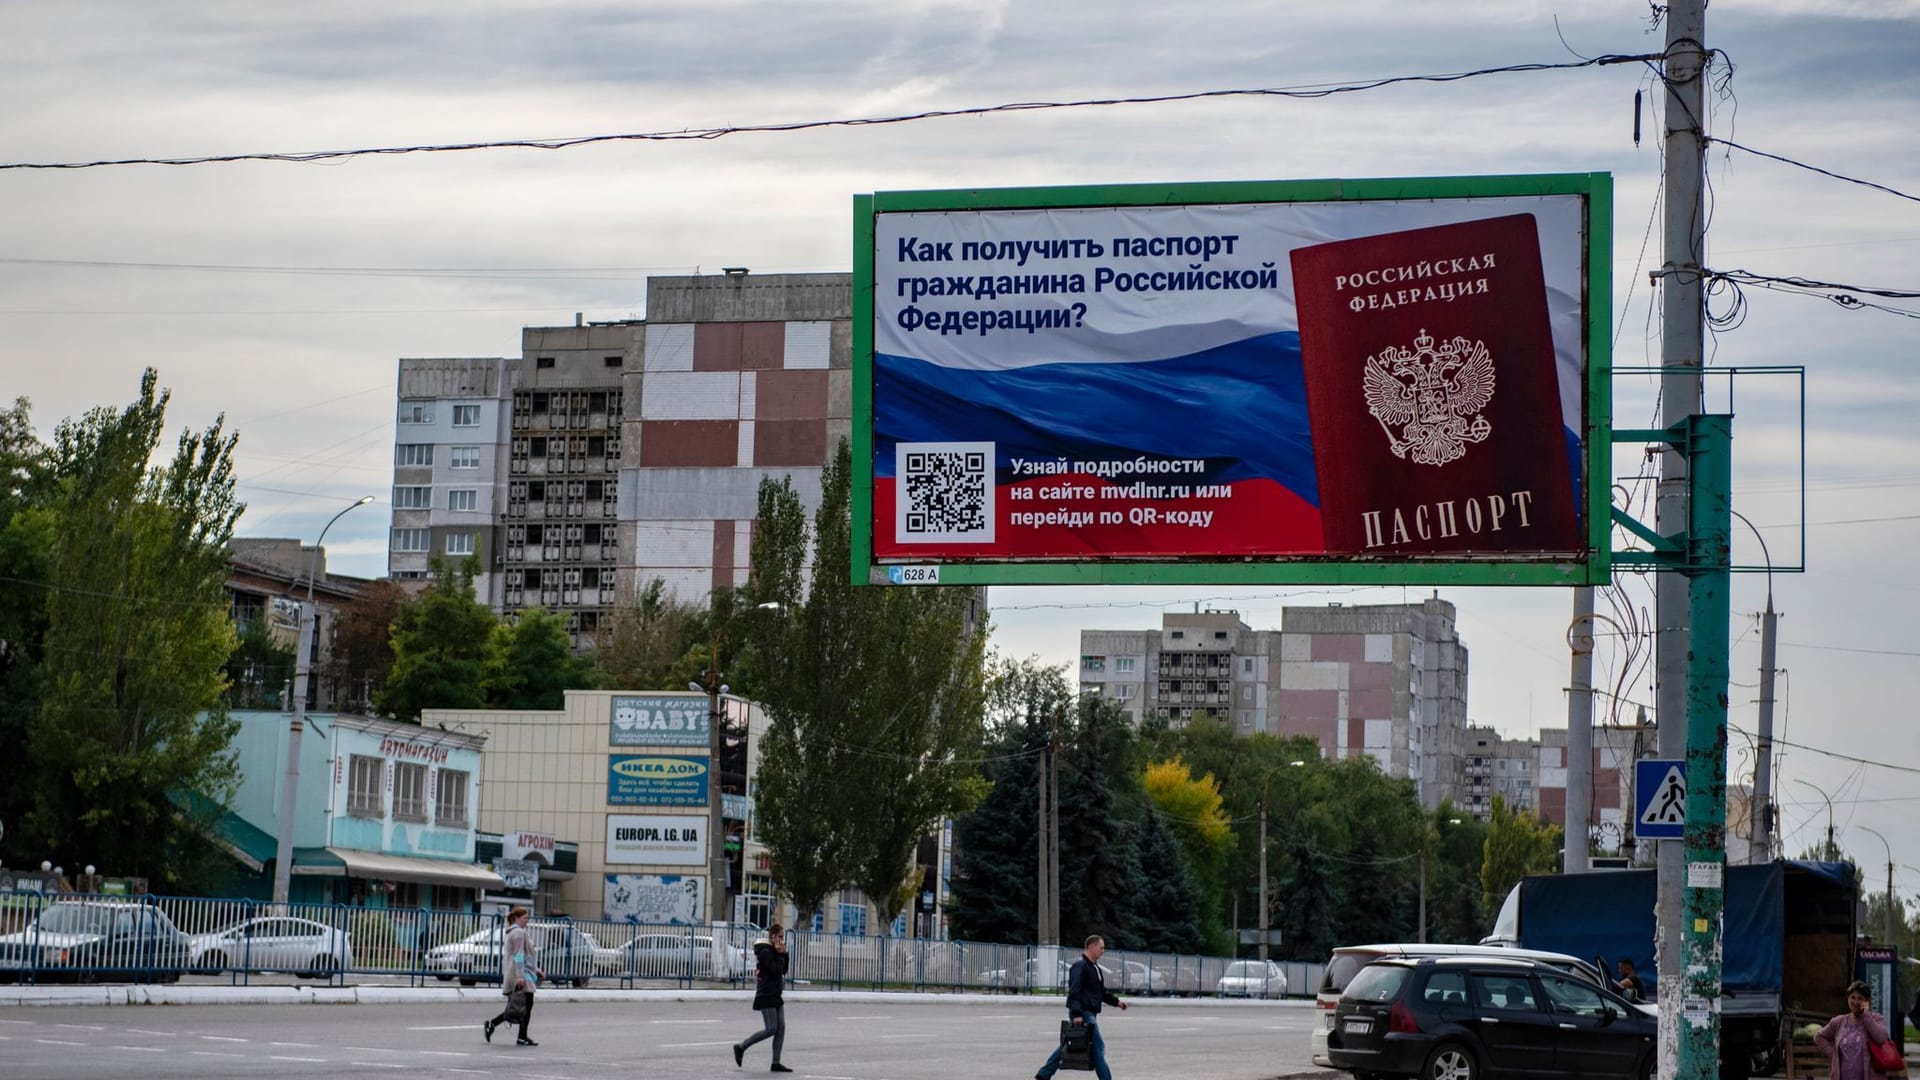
<box><xmin>852</xmin><ymin>172</ymin><xmax>1613</xmax><ymax>587</ymax></box>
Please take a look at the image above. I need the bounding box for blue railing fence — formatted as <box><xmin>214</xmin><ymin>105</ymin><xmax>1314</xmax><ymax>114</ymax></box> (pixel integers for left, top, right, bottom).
<box><xmin>0</xmin><ymin>890</ymin><xmax>1320</xmax><ymax>997</ymax></box>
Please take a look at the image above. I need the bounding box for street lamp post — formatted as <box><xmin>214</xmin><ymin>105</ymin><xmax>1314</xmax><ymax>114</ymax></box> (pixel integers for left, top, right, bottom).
<box><xmin>272</xmin><ymin>496</ymin><xmax>374</xmax><ymax>907</ymax></box>
<box><xmin>1859</xmin><ymin>827</ymin><xmax>1894</xmax><ymax>945</ymax></box>
<box><xmin>1792</xmin><ymin>779</ymin><xmax>1837</xmax><ymax>862</ymax></box>
<box><xmin>693</xmin><ymin>663</ymin><xmax>728</xmax><ymax>926</ymax></box>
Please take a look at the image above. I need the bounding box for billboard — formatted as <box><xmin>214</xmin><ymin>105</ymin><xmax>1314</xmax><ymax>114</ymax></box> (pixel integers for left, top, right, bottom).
<box><xmin>610</xmin><ymin>693</ymin><xmax>710</xmax><ymax>747</ymax></box>
<box><xmin>853</xmin><ymin>174</ymin><xmax>1612</xmax><ymax>586</ymax></box>
<box><xmin>606</xmin><ymin>813</ymin><xmax>706</xmax><ymax>866</ymax></box>
<box><xmin>604</xmin><ymin>873</ymin><xmax>705</xmax><ymax>925</ymax></box>
<box><xmin>607</xmin><ymin>755</ymin><xmax>711</xmax><ymax>807</ymax></box>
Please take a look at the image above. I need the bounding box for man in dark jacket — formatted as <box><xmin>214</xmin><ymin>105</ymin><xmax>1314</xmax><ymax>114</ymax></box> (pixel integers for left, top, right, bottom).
<box><xmin>732</xmin><ymin>923</ymin><xmax>792</xmax><ymax>1073</ymax></box>
<box><xmin>1034</xmin><ymin>934</ymin><xmax>1128</xmax><ymax>1080</ymax></box>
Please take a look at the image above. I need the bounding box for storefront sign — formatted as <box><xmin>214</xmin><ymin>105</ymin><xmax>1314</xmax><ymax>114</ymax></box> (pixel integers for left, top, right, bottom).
<box><xmin>610</xmin><ymin>694</ymin><xmax>711</xmax><ymax>746</ymax></box>
<box><xmin>608</xmin><ymin>755</ymin><xmax>710</xmax><ymax>807</ymax></box>
<box><xmin>604</xmin><ymin>873</ymin><xmax>704</xmax><ymax>926</ymax></box>
<box><xmin>605</xmin><ymin>814</ymin><xmax>705</xmax><ymax>866</ymax></box>
<box><xmin>505</xmin><ymin>831</ymin><xmax>556</xmax><ymax>862</ymax></box>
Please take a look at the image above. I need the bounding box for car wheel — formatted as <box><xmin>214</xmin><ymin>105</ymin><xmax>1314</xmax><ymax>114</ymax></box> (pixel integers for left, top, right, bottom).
<box><xmin>573</xmin><ymin>977</ymin><xmax>588</xmax><ymax>989</ymax></box>
<box><xmin>1424</xmin><ymin>1043</ymin><xmax>1478</xmax><ymax>1080</ymax></box>
<box><xmin>1640</xmin><ymin>1052</ymin><xmax>1656</xmax><ymax>1080</ymax></box>
<box><xmin>198</xmin><ymin>950</ymin><xmax>228</xmax><ymax>973</ymax></box>
<box><xmin>459</xmin><ymin>977</ymin><xmax>477</xmax><ymax>987</ymax></box>
<box><xmin>434</xmin><ymin>974</ymin><xmax>452</xmax><ymax>981</ymax></box>
<box><xmin>307</xmin><ymin>955</ymin><xmax>337</xmax><ymax>978</ymax></box>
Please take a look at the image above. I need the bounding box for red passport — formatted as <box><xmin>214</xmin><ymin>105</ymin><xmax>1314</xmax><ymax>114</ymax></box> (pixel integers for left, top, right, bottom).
<box><xmin>1290</xmin><ymin>213</ymin><xmax>1582</xmax><ymax>555</ymax></box>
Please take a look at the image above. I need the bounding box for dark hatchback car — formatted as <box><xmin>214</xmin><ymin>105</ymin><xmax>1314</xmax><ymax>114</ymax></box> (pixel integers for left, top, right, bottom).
<box><xmin>1328</xmin><ymin>955</ymin><xmax>1655</xmax><ymax>1080</ymax></box>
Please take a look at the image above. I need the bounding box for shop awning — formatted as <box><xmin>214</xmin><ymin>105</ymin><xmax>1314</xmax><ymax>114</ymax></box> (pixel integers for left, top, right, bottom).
<box><xmin>326</xmin><ymin>848</ymin><xmax>506</xmax><ymax>890</ymax></box>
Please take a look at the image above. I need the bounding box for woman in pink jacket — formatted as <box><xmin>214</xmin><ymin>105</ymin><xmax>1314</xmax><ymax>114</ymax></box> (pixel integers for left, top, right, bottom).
<box><xmin>1815</xmin><ymin>980</ymin><xmax>1894</xmax><ymax>1080</ymax></box>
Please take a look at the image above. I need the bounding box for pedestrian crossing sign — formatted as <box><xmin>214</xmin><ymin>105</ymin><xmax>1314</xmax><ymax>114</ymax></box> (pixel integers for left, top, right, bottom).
<box><xmin>1634</xmin><ymin>758</ymin><xmax>1686</xmax><ymax>840</ymax></box>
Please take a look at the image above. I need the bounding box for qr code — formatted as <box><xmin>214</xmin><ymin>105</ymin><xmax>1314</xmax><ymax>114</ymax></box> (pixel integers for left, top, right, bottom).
<box><xmin>896</xmin><ymin>441</ymin><xmax>995</xmax><ymax>543</ymax></box>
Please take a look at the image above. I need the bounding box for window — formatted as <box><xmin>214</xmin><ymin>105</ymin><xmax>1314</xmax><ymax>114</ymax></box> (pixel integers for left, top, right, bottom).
<box><xmin>445</xmin><ymin>533</ymin><xmax>475</xmax><ymax>556</ymax></box>
<box><xmin>1242</xmin><ymin>657</ymin><xmax>1255</xmax><ymax>675</ymax></box>
<box><xmin>1421</xmin><ymin>971</ymin><xmax>1470</xmax><ymax>1005</ymax></box>
<box><xmin>536</xmin><ymin>356</ymin><xmax>555</xmax><ymax>369</ymax></box>
<box><xmin>838</xmin><ymin>897</ymin><xmax>867</xmax><ymax>937</ymax></box>
<box><xmin>448</xmin><ymin>489</ymin><xmax>477</xmax><ymax>512</ymax></box>
<box><xmin>1116</xmin><ymin>683</ymin><xmax>1136</xmax><ymax>700</ymax></box>
<box><xmin>451</xmin><ymin>404</ymin><xmax>480</xmax><ymax>427</ymax></box>
<box><xmin>449</xmin><ymin>446</ymin><xmax>480</xmax><ymax>469</ymax></box>
<box><xmin>392</xmin><ymin>528</ymin><xmax>428</xmax><ymax>552</ymax></box>
<box><xmin>1080</xmin><ymin>655</ymin><xmax>1105</xmax><ymax>672</ymax></box>
<box><xmin>1470</xmin><ymin>973</ymin><xmax>1540</xmax><ymax>1012</ymax></box>
<box><xmin>393</xmin><ymin>485</ymin><xmax>431</xmax><ymax>509</ymax></box>
<box><xmin>396</xmin><ymin>444</ymin><xmax>433</xmax><ymax>467</ymax></box>
<box><xmin>1170</xmin><ymin>630</ymin><xmax>1185</xmax><ymax>639</ymax></box>
<box><xmin>1115</xmin><ymin>657</ymin><xmax>1134</xmax><ymax>673</ymax></box>
<box><xmin>604</xmin><ymin>355</ymin><xmax>623</xmax><ymax>368</ymax></box>
<box><xmin>399</xmin><ymin>402</ymin><xmax>435</xmax><ymax>424</ymax></box>
<box><xmin>1539</xmin><ymin>975</ymin><xmax>1608</xmax><ymax>1018</ymax></box>
<box><xmin>347</xmin><ymin>755</ymin><xmax>383</xmax><ymax>817</ymax></box>
<box><xmin>436</xmin><ymin>769</ymin><xmax>469</xmax><ymax>826</ymax></box>
<box><xmin>393</xmin><ymin>762</ymin><xmax>428</xmax><ymax>822</ymax></box>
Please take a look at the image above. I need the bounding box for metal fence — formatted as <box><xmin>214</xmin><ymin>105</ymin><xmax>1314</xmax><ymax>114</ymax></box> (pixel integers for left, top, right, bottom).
<box><xmin>0</xmin><ymin>890</ymin><xmax>1321</xmax><ymax>997</ymax></box>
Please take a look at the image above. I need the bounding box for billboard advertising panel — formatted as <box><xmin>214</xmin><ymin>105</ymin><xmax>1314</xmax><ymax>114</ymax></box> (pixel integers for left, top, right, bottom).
<box><xmin>606</xmin><ymin>813</ymin><xmax>706</xmax><ymax>866</ymax></box>
<box><xmin>607</xmin><ymin>754</ymin><xmax>710</xmax><ymax>807</ymax></box>
<box><xmin>854</xmin><ymin>174</ymin><xmax>1612</xmax><ymax>586</ymax></box>
<box><xmin>610</xmin><ymin>693</ymin><xmax>709</xmax><ymax>747</ymax></box>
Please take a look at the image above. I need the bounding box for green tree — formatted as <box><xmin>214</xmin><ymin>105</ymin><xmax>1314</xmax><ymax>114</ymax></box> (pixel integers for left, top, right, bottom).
<box><xmin>0</xmin><ymin>397</ymin><xmax>52</xmax><ymax>868</ymax></box>
<box><xmin>225</xmin><ymin>615</ymin><xmax>294</xmax><ymax>709</ymax></box>
<box><xmin>377</xmin><ymin>557</ymin><xmax>497</xmax><ymax>722</ymax></box>
<box><xmin>593</xmin><ymin>577</ymin><xmax>703</xmax><ymax>691</ymax></box>
<box><xmin>1141</xmin><ymin>757</ymin><xmax>1234</xmax><ymax>952</ymax></box>
<box><xmin>23</xmin><ymin>371</ymin><xmax>244</xmax><ymax>890</ymax></box>
<box><xmin>748</xmin><ymin>441</ymin><xmax>990</xmax><ymax>925</ymax></box>
<box><xmin>1424</xmin><ymin>804</ymin><xmax>1492</xmax><ymax>944</ymax></box>
<box><xmin>1054</xmin><ymin>697</ymin><xmax>1142</xmax><ymax>948</ymax></box>
<box><xmin>1480</xmin><ymin>794</ymin><xmax>1563</xmax><ymax>918</ymax></box>
<box><xmin>949</xmin><ymin>735</ymin><xmax>1042</xmax><ymax>943</ymax></box>
<box><xmin>1118</xmin><ymin>803</ymin><xmax>1206</xmax><ymax>952</ymax></box>
<box><xmin>486</xmin><ymin>606</ymin><xmax>598</xmax><ymax>709</ymax></box>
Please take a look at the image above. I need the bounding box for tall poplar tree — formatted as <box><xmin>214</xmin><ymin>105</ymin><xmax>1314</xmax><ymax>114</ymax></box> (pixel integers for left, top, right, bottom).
<box><xmin>748</xmin><ymin>440</ymin><xmax>988</xmax><ymax>925</ymax></box>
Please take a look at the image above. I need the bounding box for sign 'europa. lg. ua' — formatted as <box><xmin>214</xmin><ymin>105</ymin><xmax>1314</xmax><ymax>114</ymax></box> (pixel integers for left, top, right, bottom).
<box><xmin>853</xmin><ymin>174</ymin><xmax>1613</xmax><ymax>587</ymax></box>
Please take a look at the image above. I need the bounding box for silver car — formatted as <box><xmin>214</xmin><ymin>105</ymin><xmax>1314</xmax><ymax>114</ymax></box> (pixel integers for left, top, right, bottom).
<box><xmin>612</xmin><ymin>932</ymin><xmax>745</xmax><ymax>979</ymax></box>
<box><xmin>189</xmin><ymin>916</ymin><xmax>353</xmax><ymax>976</ymax></box>
<box><xmin>1216</xmin><ymin>958</ymin><xmax>1288</xmax><ymax>998</ymax></box>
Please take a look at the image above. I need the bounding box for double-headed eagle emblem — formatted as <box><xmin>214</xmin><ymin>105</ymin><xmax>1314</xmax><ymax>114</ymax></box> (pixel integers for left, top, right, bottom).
<box><xmin>1363</xmin><ymin>328</ymin><xmax>1495</xmax><ymax>466</ymax></box>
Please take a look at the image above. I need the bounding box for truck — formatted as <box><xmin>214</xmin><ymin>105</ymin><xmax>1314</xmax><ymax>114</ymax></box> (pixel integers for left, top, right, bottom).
<box><xmin>1485</xmin><ymin>860</ymin><xmax>1858</xmax><ymax>1080</ymax></box>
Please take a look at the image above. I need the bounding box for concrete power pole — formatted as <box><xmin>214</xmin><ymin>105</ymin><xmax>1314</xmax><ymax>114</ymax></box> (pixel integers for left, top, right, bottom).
<box><xmin>1653</xmin><ymin>3</ymin><xmax>1716</xmax><ymax>1078</ymax></box>
<box><xmin>1565</xmin><ymin>587</ymin><xmax>1596</xmax><ymax>874</ymax></box>
<box><xmin>1036</xmin><ymin>732</ymin><xmax>1051</xmax><ymax>946</ymax></box>
<box><xmin>1257</xmin><ymin>786</ymin><xmax>1270</xmax><ymax>962</ymax></box>
<box><xmin>1751</xmin><ymin>599</ymin><xmax>1779</xmax><ymax>863</ymax></box>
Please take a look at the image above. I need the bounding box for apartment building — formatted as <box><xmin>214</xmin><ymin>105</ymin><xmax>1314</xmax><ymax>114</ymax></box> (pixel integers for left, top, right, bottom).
<box><xmin>1078</xmin><ymin>600</ymin><xmax>1468</xmax><ymax>809</ymax></box>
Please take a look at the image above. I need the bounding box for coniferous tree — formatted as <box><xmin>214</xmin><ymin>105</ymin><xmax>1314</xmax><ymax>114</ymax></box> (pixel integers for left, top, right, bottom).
<box><xmin>1120</xmin><ymin>804</ymin><xmax>1206</xmax><ymax>953</ymax></box>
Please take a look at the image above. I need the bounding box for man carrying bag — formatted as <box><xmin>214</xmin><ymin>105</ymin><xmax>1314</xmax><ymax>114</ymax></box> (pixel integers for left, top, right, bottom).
<box><xmin>1033</xmin><ymin>935</ymin><xmax>1128</xmax><ymax>1080</ymax></box>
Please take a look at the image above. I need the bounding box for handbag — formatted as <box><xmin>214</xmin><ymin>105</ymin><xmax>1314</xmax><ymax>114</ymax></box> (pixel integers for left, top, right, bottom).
<box><xmin>1058</xmin><ymin>1020</ymin><xmax>1093</xmax><ymax>1072</ymax></box>
<box><xmin>504</xmin><ymin>988</ymin><xmax>532</xmax><ymax>1025</ymax></box>
<box><xmin>1869</xmin><ymin>1037</ymin><xmax>1903</xmax><ymax>1075</ymax></box>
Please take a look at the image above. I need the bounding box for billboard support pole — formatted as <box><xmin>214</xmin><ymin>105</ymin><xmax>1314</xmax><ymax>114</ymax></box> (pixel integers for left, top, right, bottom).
<box><xmin>1653</xmin><ymin>1</ymin><xmax>1710</xmax><ymax>1076</ymax></box>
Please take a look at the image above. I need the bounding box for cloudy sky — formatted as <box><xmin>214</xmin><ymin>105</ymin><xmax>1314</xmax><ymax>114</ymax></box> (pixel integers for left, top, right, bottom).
<box><xmin>4</xmin><ymin>2</ymin><xmax>1916</xmax><ymax>898</ymax></box>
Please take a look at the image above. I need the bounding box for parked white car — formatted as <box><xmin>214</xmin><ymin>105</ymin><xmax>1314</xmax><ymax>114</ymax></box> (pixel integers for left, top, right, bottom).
<box><xmin>1216</xmin><ymin>958</ymin><xmax>1287</xmax><ymax>998</ymax></box>
<box><xmin>611</xmin><ymin>932</ymin><xmax>745</xmax><ymax>979</ymax></box>
<box><xmin>189</xmin><ymin>916</ymin><xmax>353</xmax><ymax>976</ymax></box>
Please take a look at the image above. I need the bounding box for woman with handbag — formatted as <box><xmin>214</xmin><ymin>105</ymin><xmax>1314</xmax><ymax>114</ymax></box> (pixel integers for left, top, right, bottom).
<box><xmin>484</xmin><ymin>907</ymin><xmax>545</xmax><ymax>1047</ymax></box>
<box><xmin>1815</xmin><ymin>980</ymin><xmax>1901</xmax><ymax>1080</ymax></box>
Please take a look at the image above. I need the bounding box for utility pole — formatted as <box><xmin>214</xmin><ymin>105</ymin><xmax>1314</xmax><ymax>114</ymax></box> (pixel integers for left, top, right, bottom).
<box><xmin>1861</xmin><ymin>828</ymin><xmax>1894</xmax><ymax>946</ymax></box>
<box><xmin>1036</xmin><ymin>727</ymin><xmax>1051</xmax><ymax>946</ymax></box>
<box><xmin>1751</xmin><ymin>599</ymin><xmax>1779</xmax><ymax>863</ymax></box>
<box><xmin>1653</xmin><ymin>3</ymin><xmax>1718</xmax><ymax>1079</ymax></box>
<box><xmin>1048</xmin><ymin>710</ymin><xmax>1061</xmax><ymax>949</ymax></box>
<box><xmin>1257</xmin><ymin>783</ymin><xmax>1269</xmax><ymax>961</ymax></box>
<box><xmin>1565</xmin><ymin>587</ymin><xmax>1596</xmax><ymax>875</ymax></box>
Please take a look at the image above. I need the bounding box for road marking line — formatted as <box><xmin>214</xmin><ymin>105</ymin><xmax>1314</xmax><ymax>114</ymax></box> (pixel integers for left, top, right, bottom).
<box><xmin>648</xmin><ymin>1018</ymin><xmax>721</xmax><ymax>1024</ymax></box>
<box><xmin>272</xmin><ymin>1041</ymin><xmax>319</xmax><ymax>1047</ymax></box>
<box><xmin>124</xmin><ymin>1028</ymin><xmax>175</xmax><ymax>1036</ymax></box>
<box><xmin>190</xmin><ymin>1050</ymin><xmax>243</xmax><ymax>1058</ymax></box>
<box><xmin>836</xmin><ymin>1014</ymin><xmax>892</xmax><ymax>1019</ymax></box>
<box><xmin>438</xmin><ymin>1071</ymin><xmax>489</xmax><ymax>1076</ymax></box>
<box><xmin>35</xmin><ymin>1039</ymin><xmax>87</xmax><ymax>1046</ymax></box>
<box><xmin>345</xmin><ymin>1045</ymin><xmax>397</xmax><ymax>1052</ymax></box>
<box><xmin>408</xmin><ymin>1025</ymin><xmax>477</xmax><ymax>1030</ymax></box>
<box><xmin>57</xmin><ymin>1023</ymin><xmax>105</xmax><ymax>1030</ymax></box>
<box><xmin>0</xmin><ymin>1019</ymin><xmax>34</xmax><ymax>1025</ymax></box>
<box><xmin>659</xmin><ymin>1040</ymin><xmax>737</xmax><ymax>1047</ymax></box>
<box><xmin>419</xmin><ymin>1050</ymin><xmax>472</xmax><ymax>1056</ymax></box>
<box><xmin>876</xmin><ymin>1032</ymin><xmax>937</xmax><ymax>1039</ymax></box>
<box><xmin>271</xmin><ymin>1056</ymin><xmax>326</xmax><ymax>1062</ymax></box>
<box><xmin>198</xmin><ymin>1035</ymin><xmax>248</xmax><ymax>1042</ymax></box>
<box><xmin>350</xmin><ymin>1063</ymin><xmax>405</xmax><ymax>1070</ymax></box>
<box><xmin>111</xmin><ymin>1045</ymin><xmax>166</xmax><ymax>1052</ymax></box>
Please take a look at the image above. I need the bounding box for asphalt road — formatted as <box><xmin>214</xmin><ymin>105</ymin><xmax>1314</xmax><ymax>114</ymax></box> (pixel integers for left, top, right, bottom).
<box><xmin>0</xmin><ymin>996</ymin><xmax>1328</xmax><ymax>1079</ymax></box>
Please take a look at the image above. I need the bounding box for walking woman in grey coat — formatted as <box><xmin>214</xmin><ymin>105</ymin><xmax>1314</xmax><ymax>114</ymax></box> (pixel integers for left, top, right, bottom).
<box><xmin>484</xmin><ymin>907</ymin><xmax>545</xmax><ymax>1047</ymax></box>
<box><xmin>732</xmin><ymin>923</ymin><xmax>792</xmax><ymax>1073</ymax></box>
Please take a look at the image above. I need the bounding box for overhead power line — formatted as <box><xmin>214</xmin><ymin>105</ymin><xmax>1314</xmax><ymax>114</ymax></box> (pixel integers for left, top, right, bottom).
<box><xmin>0</xmin><ymin>56</ymin><xmax>1654</xmax><ymax>172</ymax></box>
<box><xmin>1708</xmin><ymin>137</ymin><xmax>1920</xmax><ymax>205</ymax></box>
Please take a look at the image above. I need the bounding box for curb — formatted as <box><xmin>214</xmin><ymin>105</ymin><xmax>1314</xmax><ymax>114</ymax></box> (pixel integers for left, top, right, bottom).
<box><xmin>0</xmin><ymin>984</ymin><xmax>1309</xmax><ymax>1010</ymax></box>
